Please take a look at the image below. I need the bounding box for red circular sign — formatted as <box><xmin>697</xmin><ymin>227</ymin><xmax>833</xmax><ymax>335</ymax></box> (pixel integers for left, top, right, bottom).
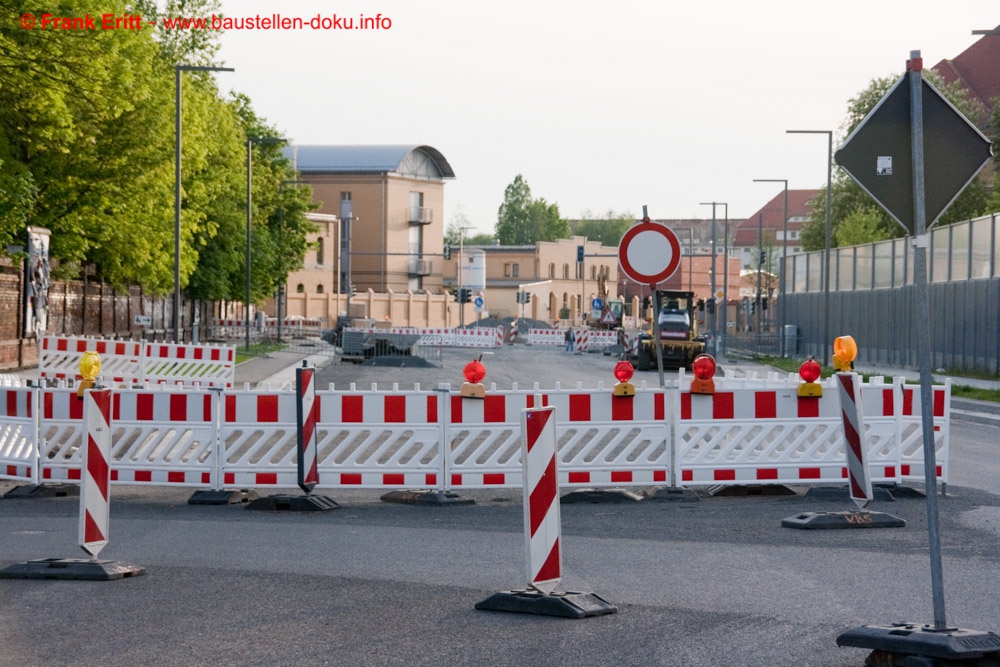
<box><xmin>618</xmin><ymin>221</ymin><xmax>681</xmax><ymax>285</ymax></box>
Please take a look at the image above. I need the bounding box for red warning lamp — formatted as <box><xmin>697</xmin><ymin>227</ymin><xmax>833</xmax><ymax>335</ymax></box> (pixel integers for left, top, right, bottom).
<box><xmin>797</xmin><ymin>358</ymin><xmax>823</xmax><ymax>397</ymax></box>
<box><xmin>613</xmin><ymin>360</ymin><xmax>635</xmax><ymax>397</ymax></box>
<box><xmin>461</xmin><ymin>358</ymin><xmax>486</xmax><ymax>398</ymax></box>
<box><xmin>689</xmin><ymin>354</ymin><xmax>715</xmax><ymax>395</ymax></box>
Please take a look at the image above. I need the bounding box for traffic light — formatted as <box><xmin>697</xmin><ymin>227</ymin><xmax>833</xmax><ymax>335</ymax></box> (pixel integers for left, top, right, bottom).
<box><xmin>444</xmin><ymin>246</ymin><xmax>451</xmax><ymax>260</ymax></box>
<box><xmin>457</xmin><ymin>287</ymin><xmax>471</xmax><ymax>303</ymax></box>
<box><xmin>642</xmin><ymin>296</ymin><xmax>651</xmax><ymax>311</ymax></box>
<box><xmin>706</xmin><ymin>299</ymin><xmax>715</xmax><ymax>315</ymax></box>
<box><xmin>697</xmin><ymin>299</ymin><xmax>705</xmax><ymax>312</ymax></box>
<box><xmin>762</xmin><ymin>297</ymin><xmax>768</xmax><ymax>311</ymax></box>
<box><xmin>577</xmin><ymin>245</ymin><xmax>584</xmax><ymax>263</ymax></box>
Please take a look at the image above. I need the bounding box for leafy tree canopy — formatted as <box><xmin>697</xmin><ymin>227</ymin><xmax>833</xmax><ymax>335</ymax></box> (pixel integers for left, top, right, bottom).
<box><xmin>495</xmin><ymin>175</ymin><xmax>569</xmax><ymax>244</ymax></box>
<box><xmin>570</xmin><ymin>209</ymin><xmax>635</xmax><ymax>247</ymax></box>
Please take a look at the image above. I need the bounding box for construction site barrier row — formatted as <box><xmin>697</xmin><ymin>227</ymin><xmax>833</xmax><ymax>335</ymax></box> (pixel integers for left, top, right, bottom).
<box><xmin>343</xmin><ymin>326</ymin><xmax>505</xmax><ymax>348</ymax></box>
<box><xmin>0</xmin><ymin>373</ymin><xmax>949</xmax><ymax>493</ymax></box>
<box><xmin>39</xmin><ymin>336</ymin><xmax>236</xmax><ymax>388</ymax></box>
<box><xmin>526</xmin><ymin>329</ymin><xmax>622</xmax><ymax>352</ymax></box>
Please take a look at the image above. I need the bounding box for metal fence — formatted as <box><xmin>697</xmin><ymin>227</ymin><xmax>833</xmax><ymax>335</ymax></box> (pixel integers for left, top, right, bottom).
<box><xmin>779</xmin><ymin>212</ymin><xmax>1000</xmax><ymax>373</ymax></box>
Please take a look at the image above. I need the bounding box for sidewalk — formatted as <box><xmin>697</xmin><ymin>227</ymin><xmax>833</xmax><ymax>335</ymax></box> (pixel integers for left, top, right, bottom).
<box><xmin>234</xmin><ymin>349</ymin><xmax>334</xmax><ymax>389</ymax></box>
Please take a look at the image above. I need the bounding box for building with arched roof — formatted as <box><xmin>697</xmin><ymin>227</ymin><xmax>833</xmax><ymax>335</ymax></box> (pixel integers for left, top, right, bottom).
<box><xmin>282</xmin><ymin>144</ymin><xmax>455</xmax><ymax>319</ymax></box>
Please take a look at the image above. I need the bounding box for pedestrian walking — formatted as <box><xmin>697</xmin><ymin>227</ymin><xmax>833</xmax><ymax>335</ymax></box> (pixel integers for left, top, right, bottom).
<box><xmin>565</xmin><ymin>328</ymin><xmax>575</xmax><ymax>352</ymax></box>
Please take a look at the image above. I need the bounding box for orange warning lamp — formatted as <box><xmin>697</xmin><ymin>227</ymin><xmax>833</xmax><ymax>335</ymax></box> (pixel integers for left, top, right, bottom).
<box><xmin>833</xmin><ymin>335</ymin><xmax>857</xmax><ymax>372</ymax></box>
<box><xmin>77</xmin><ymin>350</ymin><xmax>102</xmax><ymax>398</ymax></box>
<box><xmin>689</xmin><ymin>354</ymin><xmax>716</xmax><ymax>395</ymax></box>
<box><xmin>797</xmin><ymin>357</ymin><xmax>823</xmax><ymax>397</ymax></box>
<box><xmin>461</xmin><ymin>357</ymin><xmax>486</xmax><ymax>398</ymax></box>
<box><xmin>613</xmin><ymin>360</ymin><xmax>635</xmax><ymax>397</ymax></box>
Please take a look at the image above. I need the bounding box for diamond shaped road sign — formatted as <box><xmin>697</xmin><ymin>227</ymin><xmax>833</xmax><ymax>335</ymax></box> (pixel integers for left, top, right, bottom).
<box><xmin>834</xmin><ymin>72</ymin><xmax>993</xmax><ymax>234</ymax></box>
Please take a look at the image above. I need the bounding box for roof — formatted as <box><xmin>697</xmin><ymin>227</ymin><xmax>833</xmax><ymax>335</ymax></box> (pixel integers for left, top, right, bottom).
<box><xmin>932</xmin><ymin>27</ymin><xmax>1000</xmax><ymax>126</ymax></box>
<box><xmin>734</xmin><ymin>189</ymin><xmax>818</xmax><ymax>246</ymax></box>
<box><xmin>284</xmin><ymin>145</ymin><xmax>456</xmax><ymax>179</ymax></box>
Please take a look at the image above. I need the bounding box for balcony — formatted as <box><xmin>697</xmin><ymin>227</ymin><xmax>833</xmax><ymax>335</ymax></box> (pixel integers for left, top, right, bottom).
<box><xmin>408</xmin><ymin>259</ymin><xmax>432</xmax><ymax>276</ymax></box>
<box><xmin>408</xmin><ymin>206</ymin><xmax>433</xmax><ymax>225</ymax></box>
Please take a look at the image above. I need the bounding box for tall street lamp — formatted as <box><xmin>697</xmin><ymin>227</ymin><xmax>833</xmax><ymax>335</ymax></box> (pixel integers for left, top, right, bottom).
<box><xmin>276</xmin><ymin>179</ymin><xmax>308</xmax><ymax>343</ymax></box>
<box><xmin>699</xmin><ymin>202</ymin><xmax>726</xmax><ymax>356</ymax></box>
<box><xmin>174</xmin><ymin>64</ymin><xmax>234</xmax><ymax>343</ymax></box>
<box><xmin>753</xmin><ymin>178</ymin><xmax>788</xmax><ymax>355</ymax></box>
<box><xmin>787</xmin><ymin>130</ymin><xmax>833</xmax><ymax>365</ymax></box>
<box><xmin>245</xmin><ymin>135</ymin><xmax>287</xmax><ymax>350</ymax></box>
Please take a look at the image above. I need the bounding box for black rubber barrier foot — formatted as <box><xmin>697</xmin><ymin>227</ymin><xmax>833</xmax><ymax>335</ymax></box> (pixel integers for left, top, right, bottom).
<box><xmin>3</xmin><ymin>483</ymin><xmax>79</xmax><ymax>499</ymax></box>
<box><xmin>646</xmin><ymin>487</ymin><xmax>701</xmax><ymax>502</ymax></box>
<box><xmin>244</xmin><ymin>494</ymin><xmax>340</xmax><ymax>511</ymax></box>
<box><xmin>475</xmin><ymin>590</ymin><xmax>618</xmax><ymax>619</ymax></box>
<box><xmin>188</xmin><ymin>489</ymin><xmax>259</xmax><ymax>505</ymax></box>
<box><xmin>805</xmin><ymin>486</ymin><xmax>896</xmax><ymax>502</ymax></box>
<box><xmin>837</xmin><ymin>622</ymin><xmax>1000</xmax><ymax>665</ymax></box>
<box><xmin>710</xmin><ymin>484</ymin><xmax>797</xmax><ymax>497</ymax></box>
<box><xmin>380</xmin><ymin>490</ymin><xmax>475</xmax><ymax>506</ymax></box>
<box><xmin>781</xmin><ymin>510</ymin><xmax>906</xmax><ymax>530</ymax></box>
<box><xmin>0</xmin><ymin>558</ymin><xmax>145</xmax><ymax>581</ymax></box>
<box><xmin>560</xmin><ymin>488</ymin><xmax>643</xmax><ymax>504</ymax></box>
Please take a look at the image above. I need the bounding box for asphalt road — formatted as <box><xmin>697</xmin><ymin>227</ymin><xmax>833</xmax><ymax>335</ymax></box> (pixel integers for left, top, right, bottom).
<box><xmin>2</xmin><ymin>348</ymin><xmax>999</xmax><ymax>667</ymax></box>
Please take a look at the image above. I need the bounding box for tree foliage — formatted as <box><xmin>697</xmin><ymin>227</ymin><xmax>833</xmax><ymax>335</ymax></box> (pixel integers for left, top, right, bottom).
<box><xmin>800</xmin><ymin>72</ymin><xmax>995</xmax><ymax>251</ymax></box>
<box><xmin>495</xmin><ymin>175</ymin><xmax>569</xmax><ymax>244</ymax></box>
<box><xmin>0</xmin><ymin>0</ymin><xmax>314</xmax><ymax>305</ymax></box>
<box><xmin>570</xmin><ymin>209</ymin><xmax>635</xmax><ymax>247</ymax></box>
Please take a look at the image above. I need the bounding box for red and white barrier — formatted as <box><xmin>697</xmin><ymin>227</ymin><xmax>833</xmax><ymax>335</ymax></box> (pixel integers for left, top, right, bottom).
<box><xmin>79</xmin><ymin>388</ymin><xmax>112</xmax><ymax>558</ymax></box>
<box><xmin>296</xmin><ymin>366</ymin><xmax>320</xmax><ymax>493</ymax></box>
<box><xmin>837</xmin><ymin>372</ymin><xmax>873</xmax><ymax>508</ymax></box>
<box><xmin>0</xmin><ymin>375</ymin><xmax>951</xmax><ymax>496</ymax></box>
<box><xmin>0</xmin><ymin>388</ymin><xmax>36</xmax><ymax>483</ymax></box>
<box><xmin>39</xmin><ymin>336</ymin><xmax>235</xmax><ymax>388</ymax></box>
<box><xmin>527</xmin><ymin>329</ymin><xmax>567</xmax><ymax>346</ymax></box>
<box><xmin>521</xmin><ymin>406</ymin><xmax>561</xmax><ymax>592</ymax></box>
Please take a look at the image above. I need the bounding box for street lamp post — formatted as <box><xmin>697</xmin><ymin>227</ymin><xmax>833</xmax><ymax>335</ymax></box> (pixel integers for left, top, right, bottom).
<box><xmin>787</xmin><ymin>130</ymin><xmax>833</xmax><ymax>365</ymax></box>
<box><xmin>700</xmin><ymin>202</ymin><xmax>727</xmax><ymax>356</ymax></box>
<box><xmin>174</xmin><ymin>64</ymin><xmax>234</xmax><ymax>343</ymax></box>
<box><xmin>245</xmin><ymin>135</ymin><xmax>286</xmax><ymax>351</ymax></box>
<box><xmin>753</xmin><ymin>178</ymin><xmax>788</xmax><ymax>356</ymax></box>
<box><xmin>276</xmin><ymin>179</ymin><xmax>308</xmax><ymax>344</ymax></box>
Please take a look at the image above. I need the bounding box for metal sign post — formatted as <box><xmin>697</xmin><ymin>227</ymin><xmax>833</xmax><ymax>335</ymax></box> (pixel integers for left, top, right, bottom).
<box><xmin>835</xmin><ymin>51</ymin><xmax>999</xmax><ymax>663</ymax></box>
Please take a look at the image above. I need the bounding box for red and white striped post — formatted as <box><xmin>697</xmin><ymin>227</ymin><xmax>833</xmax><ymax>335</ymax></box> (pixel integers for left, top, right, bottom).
<box><xmin>521</xmin><ymin>405</ymin><xmax>561</xmax><ymax>593</ymax></box>
<box><xmin>296</xmin><ymin>364</ymin><xmax>320</xmax><ymax>494</ymax></box>
<box><xmin>79</xmin><ymin>387</ymin><xmax>112</xmax><ymax>558</ymax></box>
<box><xmin>836</xmin><ymin>372</ymin><xmax>873</xmax><ymax>510</ymax></box>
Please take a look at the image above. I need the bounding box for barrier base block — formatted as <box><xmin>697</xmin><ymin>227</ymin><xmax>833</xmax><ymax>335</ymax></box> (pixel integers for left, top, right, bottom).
<box><xmin>245</xmin><ymin>494</ymin><xmax>340</xmax><ymax>512</ymax></box>
<box><xmin>475</xmin><ymin>590</ymin><xmax>618</xmax><ymax>619</ymax></box>
<box><xmin>710</xmin><ymin>484</ymin><xmax>796</xmax><ymax>497</ymax></box>
<box><xmin>380</xmin><ymin>490</ymin><xmax>475</xmax><ymax>506</ymax></box>
<box><xmin>837</xmin><ymin>622</ymin><xmax>1000</xmax><ymax>665</ymax></box>
<box><xmin>188</xmin><ymin>489</ymin><xmax>259</xmax><ymax>505</ymax></box>
<box><xmin>560</xmin><ymin>488</ymin><xmax>643</xmax><ymax>504</ymax></box>
<box><xmin>782</xmin><ymin>510</ymin><xmax>905</xmax><ymax>530</ymax></box>
<box><xmin>3</xmin><ymin>483</ymin><xmax>79</xmax><ymax>499</ymax></box>
<box><xmin>805</xmin><ymin>486</ymin><xmax>895</xmax><ymax>502</ymax></box>
<box><xmin>646</xmin><ymin>486</ymin><xmax>701</xmax><ymax>502</ymax></box>
<box><xmin>0</xmin><ymin>558</ymin><xmax>145</xmax><ymax>581</ymax></box>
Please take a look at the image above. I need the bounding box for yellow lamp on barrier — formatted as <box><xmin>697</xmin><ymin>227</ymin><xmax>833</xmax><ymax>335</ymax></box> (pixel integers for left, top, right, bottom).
<box><xmin>689</xmin><ymin>354</ymin><xmax>716</xmax><ymax>395</ymax></box>
<box><xmin>833</xmin><ymin>335</ymin><xmax>857</xmax><ymax>372</ymax></box>
<box><xmin>76</xmin><ymin>350</ymin><xmax>102</xmax><ymax>398</ymax></box>
<box><xmin>612</xmin><ymin>360</ymin><xmax>635</xmax><ymax>397</ymax></box>
<box><xmin>797</xmin><ymin>357</ymin><xmax>823</xmax><ymax>397</ymax></box>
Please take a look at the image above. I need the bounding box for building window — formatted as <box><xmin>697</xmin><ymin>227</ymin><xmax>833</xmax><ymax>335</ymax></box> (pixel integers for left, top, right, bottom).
<box><xmin>316</xmin><ymin>284</ymin><xmax>324</xmax><ymax>293</ymax></box>
<box><xmin>589</xmin><ymin>266</ymin><xmax>596</xmax><ymax>280</ymax></box>
<box><xmin>504</xmin><ymin>262</ymin><xmax>519</xmax><ymax>278</ymax></box>
<box><xmin>548</xmin><ymin>263</ymin><xmax>555</xmax><ymax>278</ymax></box>
<box><xmin>316</xmin><ymin>237</ymin><xmax>324</xmax><ymax>265</ymax></box>
<box><xmin>296</xmin><ymin>284</ymin><xmax>304</xmax><ymax>293</ymax></box>
<box><xmin>562</xmin><ymin>264</ymin><xmax>569</xmax><ymax>279</ymax></box>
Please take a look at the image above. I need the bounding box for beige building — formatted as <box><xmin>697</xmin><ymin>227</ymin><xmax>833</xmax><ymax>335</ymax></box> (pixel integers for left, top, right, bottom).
<box><xmin>279</xmin><ymin>145</ymin><xmax>455</xmax><ymax>323</ymax></box>
<box><xmin>442</xmin><ymin>236</ymin><xmax>620</xmax><ymax>323</ymax></box>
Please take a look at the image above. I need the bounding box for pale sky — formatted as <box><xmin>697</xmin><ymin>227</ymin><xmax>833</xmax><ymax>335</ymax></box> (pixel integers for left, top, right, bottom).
<box><xmin>213</xmin><ymin>0</ymin><xmax>998</xmax><ymax>234</ymax></box>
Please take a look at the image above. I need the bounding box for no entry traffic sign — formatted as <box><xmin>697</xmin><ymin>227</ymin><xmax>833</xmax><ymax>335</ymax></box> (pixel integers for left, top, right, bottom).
<box><xmin>618</xmin><ymin>220</ymin><xmax>681</xmax><ymax>286</ymax></box>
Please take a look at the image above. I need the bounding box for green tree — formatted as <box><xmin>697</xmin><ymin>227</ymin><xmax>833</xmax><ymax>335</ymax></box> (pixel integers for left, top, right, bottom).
<box><xmin>570</xmin><ymin>209</ymin><xmax>635</xmax><ymax>246</ymax></box>
<box><xmin>801</xmin><ymin>72</ymin><xmax>992</xmax><ymax>251</ymax></box>
<box><xmin>529</xmin><ymin>198</ymin><xmax>569</xmax><ymax>242</ymax></box>
<box><xmin>495</xmin><ymin>175</ymin><xmax>534</xmax><ymax>244</ymax></box>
